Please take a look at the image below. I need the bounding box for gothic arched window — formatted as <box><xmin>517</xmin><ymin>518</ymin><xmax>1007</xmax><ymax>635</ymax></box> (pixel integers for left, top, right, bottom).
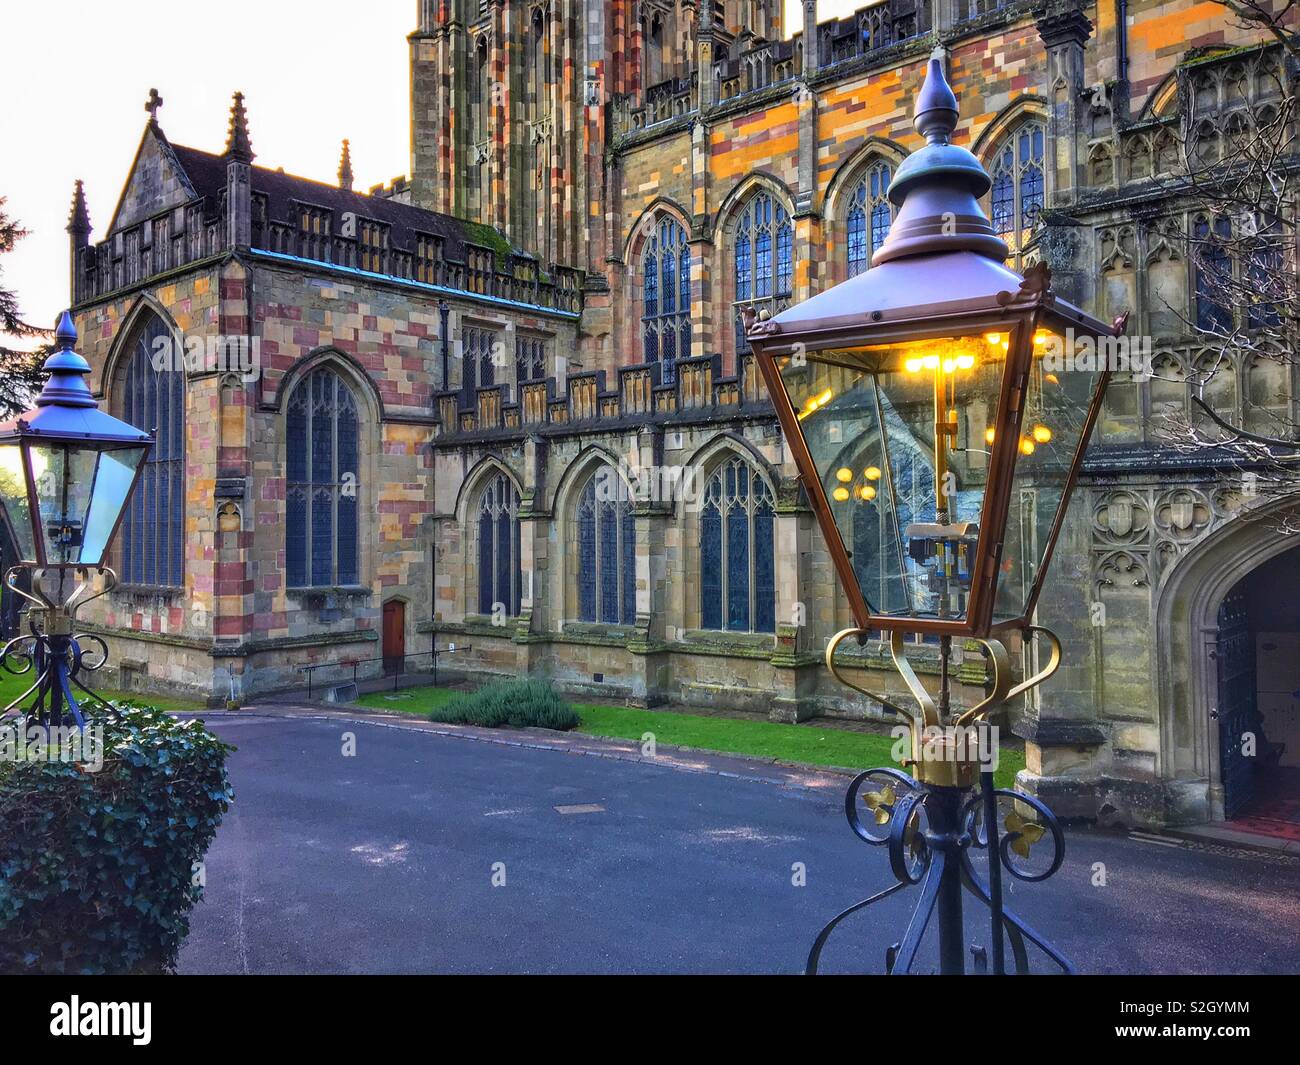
<box><xmin>700</xmin><ymin>457</ymin><xmax>776</xmax><ymax>633</ymax></box>
<box><xmin>1193</xmin><ymin>213</ymin><xmax>1234</xmax><ymax>333</ymax></box>
<box><xmin>576</xmin><ymin>467</ymin><xmax>635</xmax><ymax>624</ymax></box>
<box><xmin>846</xmin><ymin>161</ymin><xmax>894</xmax><ymax>278</ymax></box>
<box><xmin>477</xmin><ymin>472</ymin><xmax>521</xmax><ymax>617</ymax></box>
<box><xmin>989</xmin><ymin>123</ymin><xmax>1044</xmax><ymax>263</ymax></box>
<box><xmin>286</xmin><ymin>367</ymin><xmax>360</xmax><ymax>588</ymax></box>
<box><xmin>642</xmin><ymin>216</ymin><xmax>691</xmax><ymax>382</ymax></box>
<box><xmin>733</xmin><ymin>191</ymin><xmax>793</xmax><ymax>354</ymax></box>
<box><xmin>119</xmin><ymin>313</ymin><xmax>184</xmax><ymax>587</ymax></box>
<box><xmin>850</xmin><ymin>441</ymin><xmax>937</xmax><ymax>615</ymax></box>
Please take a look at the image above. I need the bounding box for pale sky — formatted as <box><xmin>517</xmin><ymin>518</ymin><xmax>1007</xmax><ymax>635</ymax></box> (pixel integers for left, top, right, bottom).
<box><xmin>0</xmin><ymin>1</ymin><xmax>858</xmax><ymax>349</ymax></box>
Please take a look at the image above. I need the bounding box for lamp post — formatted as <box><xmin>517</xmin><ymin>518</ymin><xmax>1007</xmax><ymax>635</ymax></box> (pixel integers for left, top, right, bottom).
<box><xmin>0</xmin><ymin>312</ymin><xmax>152</xmax><ymax>728</ymax></box>
<box><xmin>748</xmin><ymin>53</ymin><xmax>1125</xmax><ymax>975</ymax></box>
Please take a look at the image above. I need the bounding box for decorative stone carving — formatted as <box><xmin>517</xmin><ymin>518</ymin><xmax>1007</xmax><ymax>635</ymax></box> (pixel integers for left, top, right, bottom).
<box><xmin>1094</xmin><ymin>549</ymin><xmax>1150</xmax><ymax>593</ymax></box>
<box><xmin>1092</xmin><ymin>489</ymin><xmax>1149</xmax><ymax>546</ymax></box>
<box><xmin>1099</xmin><ymin>225</ymin><xmax>1135</xmax><ymax>273</ymax></box>
<box><xmin>1153</xmin><ymin>487</ymin><xmax>1213</xmax><ymax>542</ymax></box>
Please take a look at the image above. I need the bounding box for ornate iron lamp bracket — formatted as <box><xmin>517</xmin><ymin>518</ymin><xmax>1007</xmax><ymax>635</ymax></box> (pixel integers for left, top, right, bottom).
<box><xmin>809</xmin><ymin>625</ymin><xmax>1074</xmax><ymax>975</ymax></box>
<box><xmin>1</xmin><ymin>565</ymin><xmax>118</xmax><ymax>729</ymax></box>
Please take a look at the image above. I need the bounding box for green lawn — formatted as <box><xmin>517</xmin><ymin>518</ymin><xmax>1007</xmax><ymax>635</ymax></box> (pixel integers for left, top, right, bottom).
<box><xmin>355</xmin><ymin>684</ymin><xmax>1025</xmax><ymax>788</ymax></box>
<box><xmin>0</xmin><ymin>665</ymin><xmax>208</xmax><ymax>714</ymax></box>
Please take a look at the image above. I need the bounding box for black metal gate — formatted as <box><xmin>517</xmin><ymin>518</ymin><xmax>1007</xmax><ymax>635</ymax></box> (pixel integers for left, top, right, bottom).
<box><xmin>1216</xmin><ymin>589</ymin><xmax>1258</xmax><ymax>819</ymax></box>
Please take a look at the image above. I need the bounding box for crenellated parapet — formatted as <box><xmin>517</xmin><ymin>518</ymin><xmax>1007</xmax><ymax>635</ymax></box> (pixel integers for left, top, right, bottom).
<box><xmin>433</xmin><ymin>352</ymin><xmax>771</xmax><ymax>439</ymax></box>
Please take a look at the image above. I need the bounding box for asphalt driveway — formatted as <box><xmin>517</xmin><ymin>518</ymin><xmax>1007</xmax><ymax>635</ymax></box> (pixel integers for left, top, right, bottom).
<box><xmin>178</xmin><ymin>713</ymin><xmax>1300</xmax><ymax>974</ymax></box>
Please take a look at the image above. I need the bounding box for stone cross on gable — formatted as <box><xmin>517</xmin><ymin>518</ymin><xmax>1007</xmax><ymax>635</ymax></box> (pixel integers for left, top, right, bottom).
<box><xmin>145</xmin><ymin>88</ymin><xmax>164</xmax><ymax>123</ymax></box>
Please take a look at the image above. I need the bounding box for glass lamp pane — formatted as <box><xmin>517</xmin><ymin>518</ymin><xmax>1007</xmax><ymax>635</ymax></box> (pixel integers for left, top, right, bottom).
<box><xmin>30</xmin><ymin>444</ymin><xmax>97</xmax><ymax>566</ymax></box>
<box><xmin>81</xmin><ymin>446</ymin><xmax>147</xmax><ymax>566</ymax></box>
<box><xmin>993</xmin><ymin>327</ymin><xmax>1106</xmax><ymax>622</ymax></box>
<box><xmin>0</xmin><ymin>443</ymin><xmax>36</xmax><ymax>562</ymax></box>
<box><xmin>775</xmin><ymin>333</ymin><xmax>1011</xmax><ymax>623</ymax></box>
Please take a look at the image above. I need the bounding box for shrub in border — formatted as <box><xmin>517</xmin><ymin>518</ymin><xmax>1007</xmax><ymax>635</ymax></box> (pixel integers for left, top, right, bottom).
<box><xmin>430</xmin><ymin>679</ymin><xmax>579</xmax><ymax>731</ymax></box>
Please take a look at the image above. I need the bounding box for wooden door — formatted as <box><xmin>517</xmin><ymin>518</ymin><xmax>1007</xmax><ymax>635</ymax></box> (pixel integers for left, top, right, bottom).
<box><xmin>383</xmin><ymin>600</ymin><xmax>406</xmax><ymax>675</ymax></box>
<box><xmin>1216</xmin><ymin>589</ymin><xmax>1257</xmax><ymax>819</ymax></box>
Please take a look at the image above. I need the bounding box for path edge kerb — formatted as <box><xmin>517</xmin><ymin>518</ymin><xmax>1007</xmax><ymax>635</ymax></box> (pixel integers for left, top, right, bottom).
<box><xmin>180</xmin><ymin>703</ymin><xmax>859</xmax><ymax>798</ymax></box>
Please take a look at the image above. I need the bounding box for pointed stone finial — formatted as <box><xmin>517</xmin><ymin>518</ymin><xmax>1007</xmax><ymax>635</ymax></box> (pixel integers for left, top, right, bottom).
<box><xmin>66</xmin><ymin>180</ymin><xmax>91</xmax><ymax>237</ymax></box>
<box><xmin>338</xmin><ymin>139</ymin><xmax>354</xmax><ymax>191</ymax></box>
<box><xmin>145</xmin><ymin>87</ymin><xmax>164</xmax><ymax>126</ymax></box>
<box><xmin>914</xmin><ymin>48</ymin><xmax>959</xmax><ymax>144</ymax></box>
<box><xmin>224</xmin><ymin>92</ymin><xmax>255</xmax><ymax>163</ymax></box>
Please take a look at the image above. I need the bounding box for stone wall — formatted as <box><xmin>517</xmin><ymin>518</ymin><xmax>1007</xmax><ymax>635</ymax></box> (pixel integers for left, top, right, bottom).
<box><xmin>72</xmin><ymin>250</ymin><xmax>581</xmax><ymax>702</ymax></box>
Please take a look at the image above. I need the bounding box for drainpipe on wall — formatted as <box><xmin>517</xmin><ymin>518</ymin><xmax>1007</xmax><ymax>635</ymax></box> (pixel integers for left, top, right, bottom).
<box><xmin>1116</xmin><ymin>0</ymin><xmax>1129</xmax><ymax>86</ymax></box>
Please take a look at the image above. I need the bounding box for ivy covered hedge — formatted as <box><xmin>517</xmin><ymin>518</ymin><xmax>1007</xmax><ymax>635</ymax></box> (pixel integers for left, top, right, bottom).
<box><xmin>0</xmin><ymin>705</ymin><xmax>234</xmax><ymax>974</ymax></box>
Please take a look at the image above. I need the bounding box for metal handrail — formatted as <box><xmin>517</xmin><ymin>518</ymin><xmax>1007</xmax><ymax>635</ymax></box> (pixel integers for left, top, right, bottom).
<box><xmin>297</xmin><ymin>643</ymin><xmax>472</xmax><ymax>699</ymax></box>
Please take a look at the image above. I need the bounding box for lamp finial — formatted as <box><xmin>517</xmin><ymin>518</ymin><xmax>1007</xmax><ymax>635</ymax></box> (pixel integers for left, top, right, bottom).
<box><xmin>914</xmin><ymin>50</ymin><xmax>959</xmax><ymax>145</ymax></box>
<box><xmin>37</xmin><ymin>312</ymin><xmax>95</xmax><ymax>409</ymax></box>
<box><xmin>870</xmin><ymin>52</ymin><xmax>1008</xmax><ymax>266</ymax></box>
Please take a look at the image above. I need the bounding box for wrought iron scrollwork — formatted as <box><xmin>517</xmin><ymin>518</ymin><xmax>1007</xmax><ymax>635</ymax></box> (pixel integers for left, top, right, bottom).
<box><xmin>0</xmin><ymin>566</ymin><xmax>118</xmax><ymax>728</ymax></box>
<box><xmin>808</xmin><ymin>625</ymin><xmax>1074</xmax><ymax>976</ymax></box>
<box><xmin>807</xmin><ymin>767</ymin><xmax>1074</xmax><ymax>975</ymax></box>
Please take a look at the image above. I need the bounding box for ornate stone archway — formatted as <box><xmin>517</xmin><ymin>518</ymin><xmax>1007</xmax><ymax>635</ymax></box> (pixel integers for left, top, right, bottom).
<box><xmin>1155</xmin><ymin>495</ymin><xmax>1300</xmax><ymax>824</ymax></box>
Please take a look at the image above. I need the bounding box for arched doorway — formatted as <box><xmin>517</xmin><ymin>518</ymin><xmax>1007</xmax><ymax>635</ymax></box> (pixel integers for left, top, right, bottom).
<box><xmin>1156</xmin><ymin>498</ymin><xmax>1300</xmax><ymax>830</ymax></box>
<box><xmin>1218</xmin><ymin>545</ymin><xmax>1300</xmax><ymax>834</ymax></box>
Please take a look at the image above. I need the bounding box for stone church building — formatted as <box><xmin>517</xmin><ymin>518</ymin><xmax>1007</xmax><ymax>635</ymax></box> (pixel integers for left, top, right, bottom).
<box><xmin>63</xmin><ymin>0</ymin><xmax>1298</xmax><ymax>829</ymax></box>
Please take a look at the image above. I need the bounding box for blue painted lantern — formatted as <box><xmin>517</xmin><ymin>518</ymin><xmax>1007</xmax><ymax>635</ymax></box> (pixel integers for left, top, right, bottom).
<box><xmin>0</xmin><ymin>313</ymin><xmax>153</xmax><ymax>569</ymax></box>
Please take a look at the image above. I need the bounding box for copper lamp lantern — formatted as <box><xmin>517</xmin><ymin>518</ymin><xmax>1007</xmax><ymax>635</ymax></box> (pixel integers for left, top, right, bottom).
<box><xmin>748</xmin><ymin>52</ymin><xmax>1126</xmax><ymax>975</ymax></box>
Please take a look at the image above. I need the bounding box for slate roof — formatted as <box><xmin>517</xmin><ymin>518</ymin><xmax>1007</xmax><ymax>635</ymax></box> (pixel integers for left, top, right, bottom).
<box><xmin>166</xmin><ymin>141</ymin><xmax>525</xmax><ymax>263</ymax></box>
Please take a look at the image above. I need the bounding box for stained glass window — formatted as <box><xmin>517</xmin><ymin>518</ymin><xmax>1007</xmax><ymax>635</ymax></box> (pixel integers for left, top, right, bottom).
<box><xmin>287</xmin><ymin>367</ymin><xmax>360</xmax><ymax>588</ymax></box>
<box><xmin>733</xmin><ymin>191</ymin><xmax>793</xmax><ymax>354</ymax></box>
<box><xmin>989</xmin><ymin>123</ymin><xmax>1044</xmax><ymax>265</ymax></box>
<box><xmin>576</xmin><ymin>467</ymin><xmax>635</xmax><ymax>625</ymax></box>
<box><xmin>1194</xmin><ymin>214</ymin><xmax>1234</xmax><ymax>333</ymax></box>
<box><xmin>120</xmin><ymin>313</ymin><xmax>184</xmax><ymax>587</ymax></box>
<box><xmin>847</xmin><ymin>161</ymin><xmax>894</xmax><ymax>278</ymax></box>
<box><xmin>477</xmin><ymin>472</ymin><xmax>521</xmax><ymax>617</ymax></box>
<box><xmin>642</xmin><ymin>217</ymin><xmax>691</xmax><ymax>384</ymax></box>
<box><xmin>700</xmin><ymin>457</ymin><xmax>776</xmax><ymax>633</ymax></box>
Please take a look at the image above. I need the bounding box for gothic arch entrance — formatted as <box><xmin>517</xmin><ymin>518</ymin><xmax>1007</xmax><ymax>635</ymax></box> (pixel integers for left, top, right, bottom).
<box><xmin>1217</xmin><ymin>545</ymin><xmax>1300</xmax><ymax>830</ymax></box>
<box><xmin>1156</xmin><ymin>498</ymin><xmax>1300</xmax><ymax>829</ymax></box>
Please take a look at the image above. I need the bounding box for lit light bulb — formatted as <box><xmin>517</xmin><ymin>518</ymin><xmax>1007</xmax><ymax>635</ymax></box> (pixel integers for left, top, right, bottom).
<box><xmin>865</xmin><ymin>466</ymin><xmax>881</xmax><ymax>481</ymax></box>
<box><xmin>1032</xmin><ymin>424</ymin><xmax>1052</xmax><ymax>444</ymax></box>
<box><xmin>984</xmin><ymin>427</ymin><xmax>996</xmax><ymax>445</ymax></box>
<box><xmin>1019</xmin><ymin>436</ymin><xmax>1036</xmax><ymax>456</ymax></box>
<box><xmin>1033</xmin><ymin>331</ymin><xmax>1050</xmax><ymax>347</ymax></box>
<box><xmin>941</xmin><ymin>357</ymin><xmax>956</xmax><ymax>373</ymax></box>
<box><xmin>922</xmin><ymin>354</ymin><xmax>940</xmax><ymax>370</ymax></box>
<box><xmin>836</xmin><ymin>467</ymin><xmax>853</xmax><ymax>482</ymax></box>
<box><xmin>904</xmin><ymin>357</ymin><xmax>923</xmax><ymax>374</ymax></box>
<box><xmin>984</xmin><ymin>333</ymin><xmax>1003</xmax><ymax>346</ymax></box>
<box><xmin>1045</xmin><ymin>372</ymin><xmax>1060</xmax><ymax>385</ymax></box>
<box><xmin>859</xmin><ymin>485</ymin><xmax>877</xmax><ymax>501</ymax></box>
<box><xmin>955</xmin><ymin>353</ymin><xmax>975</xmax><ymax>370</ymax></box>
<box><xmin>832</xmin><ymin>486</ymin><xmax>850</xmax><ymax>502</ymax></box>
